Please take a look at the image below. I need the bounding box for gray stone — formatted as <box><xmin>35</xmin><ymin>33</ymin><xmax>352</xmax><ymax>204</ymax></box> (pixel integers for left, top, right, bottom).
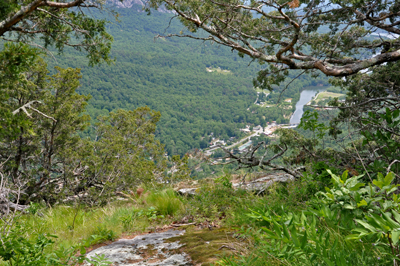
<box><xmin>232</xmin><ymin>173</ymin><xmax>295</xmax><ymax>193</ymax></box>
<box><xmin>85</xmin><ymin>229</ymin><xmax>192</xmax><ymax>266</ymax></box>
<box><xmin>175</xmin><ymin>173</ymin><xmax>295</xmax><ymax>196</ymax></box>
<box><xmin>176</xmin><ymin>188</ymin><xmax>197</xmax><ymax>196</ymax></box>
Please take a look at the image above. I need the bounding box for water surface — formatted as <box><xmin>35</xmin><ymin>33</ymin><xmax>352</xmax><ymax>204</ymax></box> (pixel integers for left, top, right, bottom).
<box><xmin>290</xmin><ymin>89</ymin><xmax>326</xmax><ymax>124</ymax></box>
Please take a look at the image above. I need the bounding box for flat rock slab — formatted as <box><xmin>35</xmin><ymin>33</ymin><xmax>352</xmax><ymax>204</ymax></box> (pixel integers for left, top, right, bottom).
<box><xmin>232</xmin><ymin>173</ymin><xmax>295</xmax><ymax>192</ymax></box>
<box><xmin>85</xmin><ymin>229</ymin><xmax>192</xmax><ymax>266</ymax></box>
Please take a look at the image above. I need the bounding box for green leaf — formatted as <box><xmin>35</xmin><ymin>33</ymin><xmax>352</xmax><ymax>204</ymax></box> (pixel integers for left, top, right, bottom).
<box><xmin>300</xmin><ymin>231</ymin><xmax>308</xmax><ymax>249</ymax></box>
<box><xmin>368</xmin><ymin>213</ymin><xmax>391</xmax><ymax>231</ymax></box>
<box><xmin>387</xmin><ymin>186</ymin><xmax>398</xmax><ymax>195</ymax></box>
<box><xmin>357</xmin><ymin>199</ymin><xmax>368</xmax><ymax>207</ymax></box>
<box><xmin>349</xmin><ymin>183</ymin><xmax>365</xmax><ymax>191</ymax></box>
<box><xmin>392</xmin><ymin>210</ymin><xmax>400</xmax><ymax>223</ymax></box>
<box><xmin>272</xmin><ymin>220</ymin><xmax>282</xmax><ymax>236</ymax></box>
<box><xmin>289</xmin><ymin>226</ymin><xmax>300</xmax><ymax>247</ymax></box>
<box><xmin>343</xmin><ymin>204</ymin><xmax>355</xmax><ymax>210</ymax></box>
<box><xmin>327</xmin><ymin>169</ymin><xmax>342</xmax><ymax>185</ymax></box>
<box><xmin>341</xmin><ymin>170</ymin><xmax>349</xmax><ymax>182</ymax></box>
<box><xmin>382</xmin><ymin>212</ymin><xmax>400</xmax><ymax>229</ymax></box>
<box><xmin>392</xmin><ymin>230</ymin><xmax>400</xmax><ymax>245</ymax></box>
<box><xmin>393</xmin><ymin>109</ymin><xmax>400</xmax><ymax>119</ymax></box>
<box><xmin>373</xmin><ymin>179</ymin><xmax>384</xmax><ymax>190</ymax></box>
<box><xmin>384</xmin><ymin>172</ymin><xmax>395</xmax><ymax>187</ymax></box>
<box><xmin>352</xmin><ymin>228</ymin><xmax>370</xmax><ymax>235</ymax></box>
<box><xmin>261</xmin><ymin>228</ymin><xmax>280</xmax><ymax>240</ymax></box>
<box><xmin>355</xmin><ymin>219</ymin><xmax>378</xmax><ymax>233</ymax></box>
<box><xmin>80</xmin><ymin>246</ymin><xmax>86</xmax><ymax>256</ymax></box>
<box><xmin>282</xmin><ymin>223</ymin><xmax>291</xmax><ymax>241</ymax></box>
<box><xmin>322</xmin><ymin>257</ymin><xmax>335</xmax><ymax>266</ymax></box>
<box><xmin>383</xmin><ymin>201</ymin><xmax>393</xmax><ymax>211</ymax></box>
<box><xmin>377</xmin><ymin>172</ymin><xmax>384</xmax><ymax>182</ymax></box>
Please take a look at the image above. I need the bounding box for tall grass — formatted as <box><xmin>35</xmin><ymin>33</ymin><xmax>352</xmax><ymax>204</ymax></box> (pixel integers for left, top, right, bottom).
<box><xmin>7</xmin><ymin>189</ymin><xmax>186</xmax><ymax>250</ymax></box>
<box><xmin>19</xmin><ymin>204</ymin><xmax>127</xmax><ymax>248</ymax></box>
<box><xmin>146</xmin><ymin>189</ymin><xmax>184</xmax><ymax>216</ymax></box>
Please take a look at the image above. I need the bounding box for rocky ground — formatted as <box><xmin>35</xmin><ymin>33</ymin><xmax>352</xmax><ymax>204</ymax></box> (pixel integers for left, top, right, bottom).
<box><xmin>85</xmin><ymin>225</ymin><xmax>240</xmax><ymax>266</ymax></box>
<box><xmin>85</xmin><ymin>229</ymin><xmax>191</xmax><ymax>266</ymax></box>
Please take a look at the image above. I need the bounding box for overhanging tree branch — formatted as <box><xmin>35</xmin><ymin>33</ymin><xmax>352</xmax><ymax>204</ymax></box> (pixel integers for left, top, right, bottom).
<box><xmin>148</xmin><ymin>0</ymin><xmax>400</xmax><ymax>80</ymax></box>
<box><xmin>0</xmin><ymin>0</ymin><xmax>116</xmax><ymax>65</ymax></box>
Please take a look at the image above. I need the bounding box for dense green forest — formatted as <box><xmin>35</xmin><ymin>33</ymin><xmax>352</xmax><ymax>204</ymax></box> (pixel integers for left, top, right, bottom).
<box><xmin>49</xmin><ymin>6</ymin><xmax>329</xmax><ymax>155</ymax></box>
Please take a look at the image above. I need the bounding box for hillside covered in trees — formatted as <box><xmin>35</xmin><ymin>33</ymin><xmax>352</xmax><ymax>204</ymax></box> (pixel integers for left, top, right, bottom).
<box><xmin>50</xmin><ymin>5</ymin><xmax>329</xmax><ymax>155</ymax></box>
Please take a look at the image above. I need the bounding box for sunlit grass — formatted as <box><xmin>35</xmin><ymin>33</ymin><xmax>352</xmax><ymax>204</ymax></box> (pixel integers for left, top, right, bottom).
<box><xmin>19</xmin><ymin>204</ymin><xmax>127</xmax><ymax>248</ymax></box>
<box><xmin>146</xmin><ymin>189</ymin><xmax>185</xmax><ymax>216</ymax></box>
<box><xmin>10</xmin><ymin>188</ymin><xmax>186</xmax><ymax>251</ymax></box>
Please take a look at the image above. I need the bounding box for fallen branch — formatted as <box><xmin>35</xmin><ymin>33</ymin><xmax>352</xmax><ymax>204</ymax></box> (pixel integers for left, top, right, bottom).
<box><xmin>171</xmin><ymin>222</ymin><xmax>196</xmax><ymax>227</ymax></box>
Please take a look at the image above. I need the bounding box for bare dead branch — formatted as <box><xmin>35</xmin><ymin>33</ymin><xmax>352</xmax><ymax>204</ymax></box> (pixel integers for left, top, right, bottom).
<box><xmin>12</xmin><ymin>100</ymin><xmax>57</xmax><ymax>122</ymax></box>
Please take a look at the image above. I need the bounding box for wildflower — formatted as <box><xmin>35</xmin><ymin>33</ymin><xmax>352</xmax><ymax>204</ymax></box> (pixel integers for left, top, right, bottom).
<box><xmin>378</xmin><ymin>257</ymin><xmax>381</xmax><ymax>260</ymax></box>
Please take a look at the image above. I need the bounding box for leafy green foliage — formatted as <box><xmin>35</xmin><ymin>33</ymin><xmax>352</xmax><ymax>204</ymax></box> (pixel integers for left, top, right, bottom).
<box><xmin>0</xmin><ymin>43</ymin><xmax>39</xmax><ymax>140</ymax></box>
<box><xmin>84</xmin><ymin>254</ymin><xmax>112</xmax><ymax>266</ymax></box>
<box><xmin>0</xmin><ymin>224</ymin><xmax>56</xmax><ymax>266</ymax></box>
<box><xmin>81</xmin><ymin>227</ymin><xmax>117</xmax><ymax>247</ymax></box>
<box><xmin>361</xmin><ymin>108</ymin><xmax>400</xmax><ymax>175</ymax></box>
<box><xmin>0</xmin><ymin>43</ymin><xmax>92</xmax><ymax>204</ymax></box>
<box><xmin>0</xmin><ymin>1</ymin><xmax>116</xmax><ymax>65</ymax></box>
<box><xmin>317</xmin><ymin>170</ymin><xmax>399</xmax><ymax>217</ymax></box>
<box><xmin>316</xmin><ymin>171</ymin><xmax>400</xmax><ymax>260</ymax></box>
<box><xmin>0</xmin><ymin>222</ymin><xmax>112</xmax><ymax>266</ymax></box>
<box><xmin>0</xmin><ymin>43</ymin><xmax>168</xmax><ymax>204</ymax></box>
<box><xmin>120</xmin><ymin>206</ymin><xmax>167</xmax><ymax>230</ymax></box>
<box><xmin>328</xmin><ymin>61</ymin><xmax>400</xmax><ymax>178</ymax></box>
<box><xmin>68</xmin><ymin>107</ymin><xmax>166</xmax><ymax>206</ymax></box>
<box><xmin>299</xmin><ymin>111</ymin><xmax>329</xmax><ymax>140</ymax></box>
<box><xmin>246</xmin><ymin>206</ymin><xmax>385</xmax><ymax>265</ymax></box>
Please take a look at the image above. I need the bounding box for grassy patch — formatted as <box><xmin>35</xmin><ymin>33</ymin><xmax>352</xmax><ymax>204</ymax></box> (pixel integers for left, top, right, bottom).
<box><xmin>146</xmin><ymin>189</ymin><xmax>185</xmax><ymax>216</ymax></box>
<box><xmin>314</xmin><ymin>91</ymin><xmax>345</xmax><ymax>101</ymax></box>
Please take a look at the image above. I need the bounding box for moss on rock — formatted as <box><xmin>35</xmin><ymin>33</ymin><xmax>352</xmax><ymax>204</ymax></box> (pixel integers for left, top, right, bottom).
<box><xmin>166</xmin><ymin>226</ymin><xmax>239</xmax><ymax>265</ymax></box>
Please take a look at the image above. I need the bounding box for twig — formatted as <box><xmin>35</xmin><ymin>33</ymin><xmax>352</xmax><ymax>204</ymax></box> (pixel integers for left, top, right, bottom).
<box><xmin>171</xmin><ymin>222</ymin><xmax>196</xmax><ymax>227</ymax></box>
<box><xmin>387</xmin><ymin>160</ymin><xmax>400</xmax><ymax>176</ymax></box>
<box><xmin>219</xmin><ymin>245</ymin><xmax>237</xmax><ymax>251</ymax></box>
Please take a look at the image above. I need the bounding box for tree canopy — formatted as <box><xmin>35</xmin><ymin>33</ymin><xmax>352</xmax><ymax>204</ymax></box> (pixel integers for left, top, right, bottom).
<box><xmin>148</xmin><ymin>0</ymin><xmax>400</xmax><ymax>89</ymax></box>
<box><xmin>0</xmin><ymin>0</ymin><xmax>117</xmax><ymax>65</ymax></box>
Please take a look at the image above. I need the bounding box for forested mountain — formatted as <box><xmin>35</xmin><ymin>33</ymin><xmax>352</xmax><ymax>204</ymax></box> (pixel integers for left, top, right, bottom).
<box><xmin>50</xmin><ymin>5</ymin><xmax>328</xmax><ymax>155</ymax></box>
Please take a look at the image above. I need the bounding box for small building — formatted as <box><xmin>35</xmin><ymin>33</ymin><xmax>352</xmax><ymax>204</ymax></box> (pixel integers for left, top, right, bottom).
<box><xmin>253</xmin><ymin>125</ymin><xmax>263</xmax><ymax>133</ymax></box>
